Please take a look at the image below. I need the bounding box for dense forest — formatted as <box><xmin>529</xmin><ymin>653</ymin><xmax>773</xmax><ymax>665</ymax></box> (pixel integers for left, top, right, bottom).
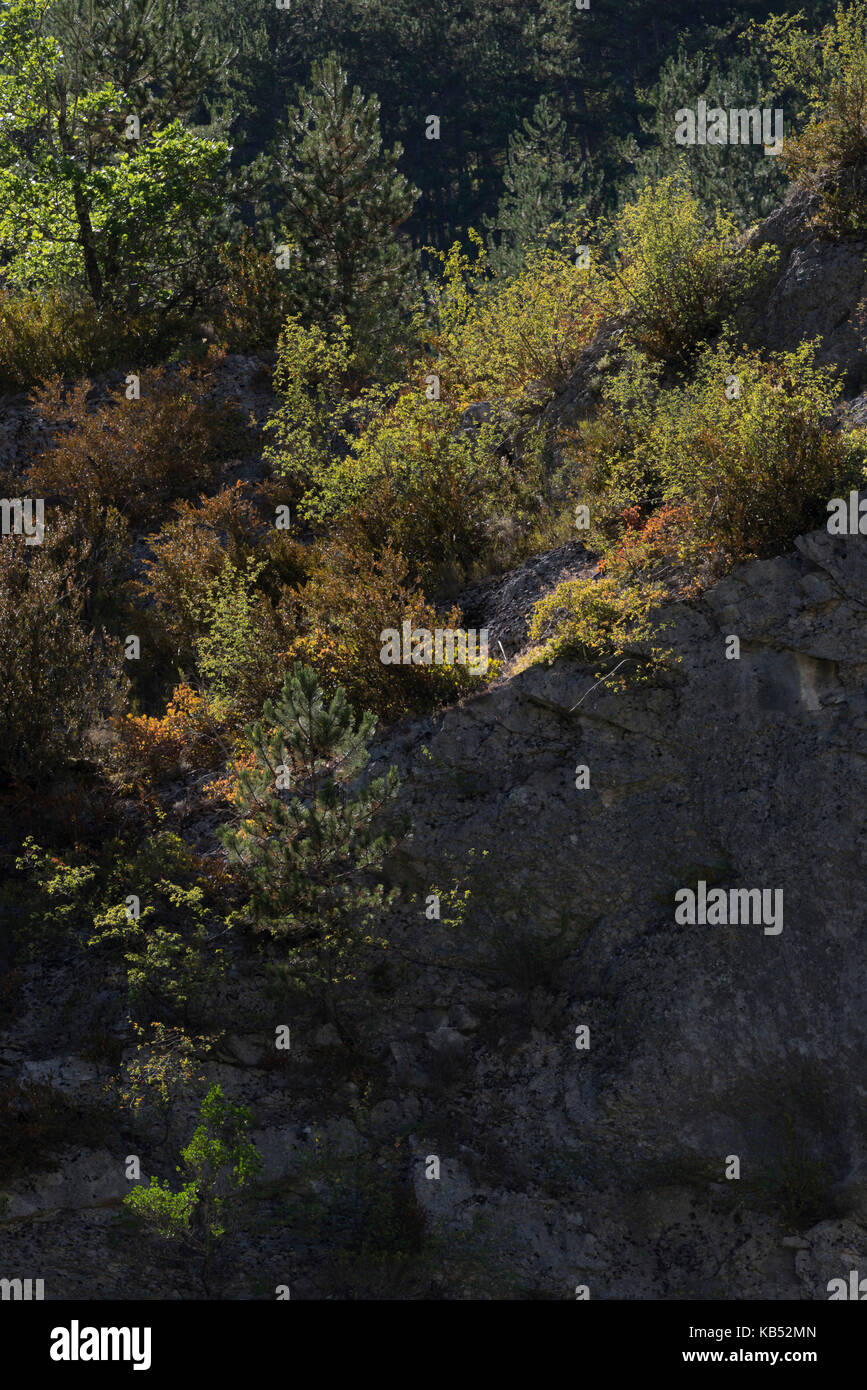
<box><xmin>1</xmin><ymin>0</ymin><xmax>867</xmax><ymax>1313</ymax></box>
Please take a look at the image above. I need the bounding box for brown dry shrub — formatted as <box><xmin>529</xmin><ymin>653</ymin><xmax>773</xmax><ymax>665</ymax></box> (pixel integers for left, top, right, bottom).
<box><xmin>0</xmin><ymin>288</ymin><xmax>158</xmax><ymax>390</ymax></box>
<box><xmin>0</xmin><ymin>533</ymin><xmax>128</xmax><ymax>784</ymax></box>
<box><xmin>214</xmin><ymin>230</ymin><xmax>292</xmax><ymax>354</ymax></box>
<box><xmin>138</xmin><ymin>483</ymin><xmax>309</xmax><ymax>672</ymax></box>
<box><xmin>26</xmin><ymin>360</ymin><xmax>244</xmax><ymax>526</ymax></box>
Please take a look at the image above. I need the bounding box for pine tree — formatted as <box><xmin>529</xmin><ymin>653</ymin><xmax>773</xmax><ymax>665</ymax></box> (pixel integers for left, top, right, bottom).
<box><xmin>217</xmin><ymin>664</ymin><xmax>409</xmax><ymax>1011</ymax></box>
<box><xmin>486</xmin><ymin>96</ymin><xmax>590</xmax><ymax>278</ymax></box>
<box><xmin>618</xmin><ymin>35</ymin><xmax>788</xmax><ymax>228</ymax></box>
<box><xmin>274</xmin><ymin>53</ymin><xmax>420</xmax><ymax>371</ymax></box>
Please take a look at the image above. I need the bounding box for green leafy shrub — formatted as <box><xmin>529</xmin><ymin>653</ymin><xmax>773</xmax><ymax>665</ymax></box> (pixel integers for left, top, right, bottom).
<box><xmin>138</xmin><ymin>484</ymin><xmax>307</xmax><ymax>678</ymax></box>
<box><xmin>0</xmin><ymin>838</ymin><xmax>100</xmax><ymax>961</ymax></box>
<box><xmin>188</xmin><ymin>556</ymin><xmax>289</xmax><ymax>715</ymax></box>
<box><xmin>265</xmin><ymin>294</ymin><xmax>533</xmax><ymax>584</ymax></box>
<box><xmin>89</xmin><ymin>879</ymin><xmax>228</xmax><ymax>1028</ymax></box>
<box><xmin>1</xmin><ymin>830</ymin><xmax>228</xmax><ymax>998</ymax></box>
<box><xmin>543</xmin><ymin>340</ymin><xmax>864</xmax><ymax>678</ymax></box>
<box><xmin>262</xmin><ymin>313</ymin><xmax>354</xmax><ymax>506</ymax></box>
<box><xmin>123</xmin><ymin>1084</ymin><xmax>263</xmax><ymax>1294</ymax></box>
<box><xmin>289</xmin><ymin>385</ymin><xmax>516</xmax><ymax>583</ymax></box>
<box><xmin>115</xmin><ymin>1022</ymin><xmax>218</xmax><ymax>1129</ymax></box>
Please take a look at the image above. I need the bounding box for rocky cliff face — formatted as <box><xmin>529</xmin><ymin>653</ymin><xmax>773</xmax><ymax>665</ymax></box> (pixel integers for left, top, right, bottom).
<box><xmin>356</xmin><ymin>498</ymin><xmax>866</xmax><ymax>1298</ymax></box>
<box><xmin>739</xmin><ymin>186</ymin><xmax>867</xmax><ymax>392</ymax></box>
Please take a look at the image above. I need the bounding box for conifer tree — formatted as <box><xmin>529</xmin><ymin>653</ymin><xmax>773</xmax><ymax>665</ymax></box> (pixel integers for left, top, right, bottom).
<box><xmin>618</xmin><ymin>37</ymin><xmax>788</xmax><ymax>228</ymax></box>
<box><xmin>217</xmin><ymin>664</ymin><xmax>408</xmax><ymax>1007</ymax></box>
<box><xmin>274</xmin><ymin>53</ymin><xmax>420</xmax><ymax>370</ymax></box>
<box><xmin>486</xmin><ymin>96</ymin><xmax>589</xmax><ymax>278</ymax></box>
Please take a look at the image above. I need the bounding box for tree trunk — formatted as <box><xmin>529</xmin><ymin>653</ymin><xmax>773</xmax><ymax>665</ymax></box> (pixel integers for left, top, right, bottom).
<box><xmin>56</xmin><ymin>86</ymin><xmax>105</xmax><ymax>308</ymax></box>
<box><xmin>71</xmin><ymin>184</ymin><xmax>105</xmax><ymax>308</ymax></box>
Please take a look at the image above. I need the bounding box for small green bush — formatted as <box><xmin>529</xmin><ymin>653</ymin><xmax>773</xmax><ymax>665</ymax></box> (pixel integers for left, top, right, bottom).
<box><xmin>123</xmin><ymin>1084</ymin><xmax>263</xmax><ymax>1294</ymax></box>
<box><xmin>427</xmin><ymin>228</ymin><xmax>609</xmax><ymax>414</ymax></box>
<box><xmin>0</xmin><ymin>838</ymin><xmax>100</xmax><ymax>961</ymax></box>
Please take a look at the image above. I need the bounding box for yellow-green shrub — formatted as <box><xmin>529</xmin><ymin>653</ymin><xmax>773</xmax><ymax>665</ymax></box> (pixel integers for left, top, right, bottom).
<box><xmin>525</xmin><ymin>571</ymin><xmax>669</xmax><ymax>686</ymax></box>
<box><xmin>426</xmin><ymin>229</ymin><xmax>610</xmax><ymax>413</ymax></box>
<box><xmin>605</xmin><ymin>174</ymin><xmax>778</xmax><ymax>363</ymax></box>
<box><xmin>535</xmin><ymin>338</ymin><xmax>866</xmax><ymax>682</ymax></box>
<box><xmin>263</xmin><ymin>312</ymin><xmax>355</xmax><ymax>505</ymax></box>
<box><xmin>568</xmin><ymin>340</ymin><xmax>866</xmax><ymax>564</ymax></box>
<box><xmin>757</xmin><ymin>1</ymin><xmax>867</xmax><ymax>235</ymax></box>
<box><xmin>273</xmin><ymin>376</ymin><xmax>518</xmax><ymax>582</ymax></box>
<box><xmin>139</xmin><ymin>486</ymin><xmax>305</xmax><ymax>660</ymax></box>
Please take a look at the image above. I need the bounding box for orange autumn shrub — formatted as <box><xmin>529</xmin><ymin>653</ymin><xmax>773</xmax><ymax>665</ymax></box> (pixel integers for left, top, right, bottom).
<box><xmin>107</xmin><ymin>683</ymin><xmax>235</xmax><ymax>792</ymax></box>
<box><xmin>597</xmin><ymin>502</ymin><xmax>699</xmax><ymax>573</ymax></box>
<box><xmin>201</xmin><ymin>747</ymin><xmax>260</xmax><ymax>809</ymax></box>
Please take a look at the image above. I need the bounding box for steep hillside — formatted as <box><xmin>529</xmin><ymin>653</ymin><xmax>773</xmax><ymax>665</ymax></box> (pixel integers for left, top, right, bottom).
<box><xmin>3</xmin><ymin>0</ymin><xmax>867</xmax><ymax>1303</ymax></box>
